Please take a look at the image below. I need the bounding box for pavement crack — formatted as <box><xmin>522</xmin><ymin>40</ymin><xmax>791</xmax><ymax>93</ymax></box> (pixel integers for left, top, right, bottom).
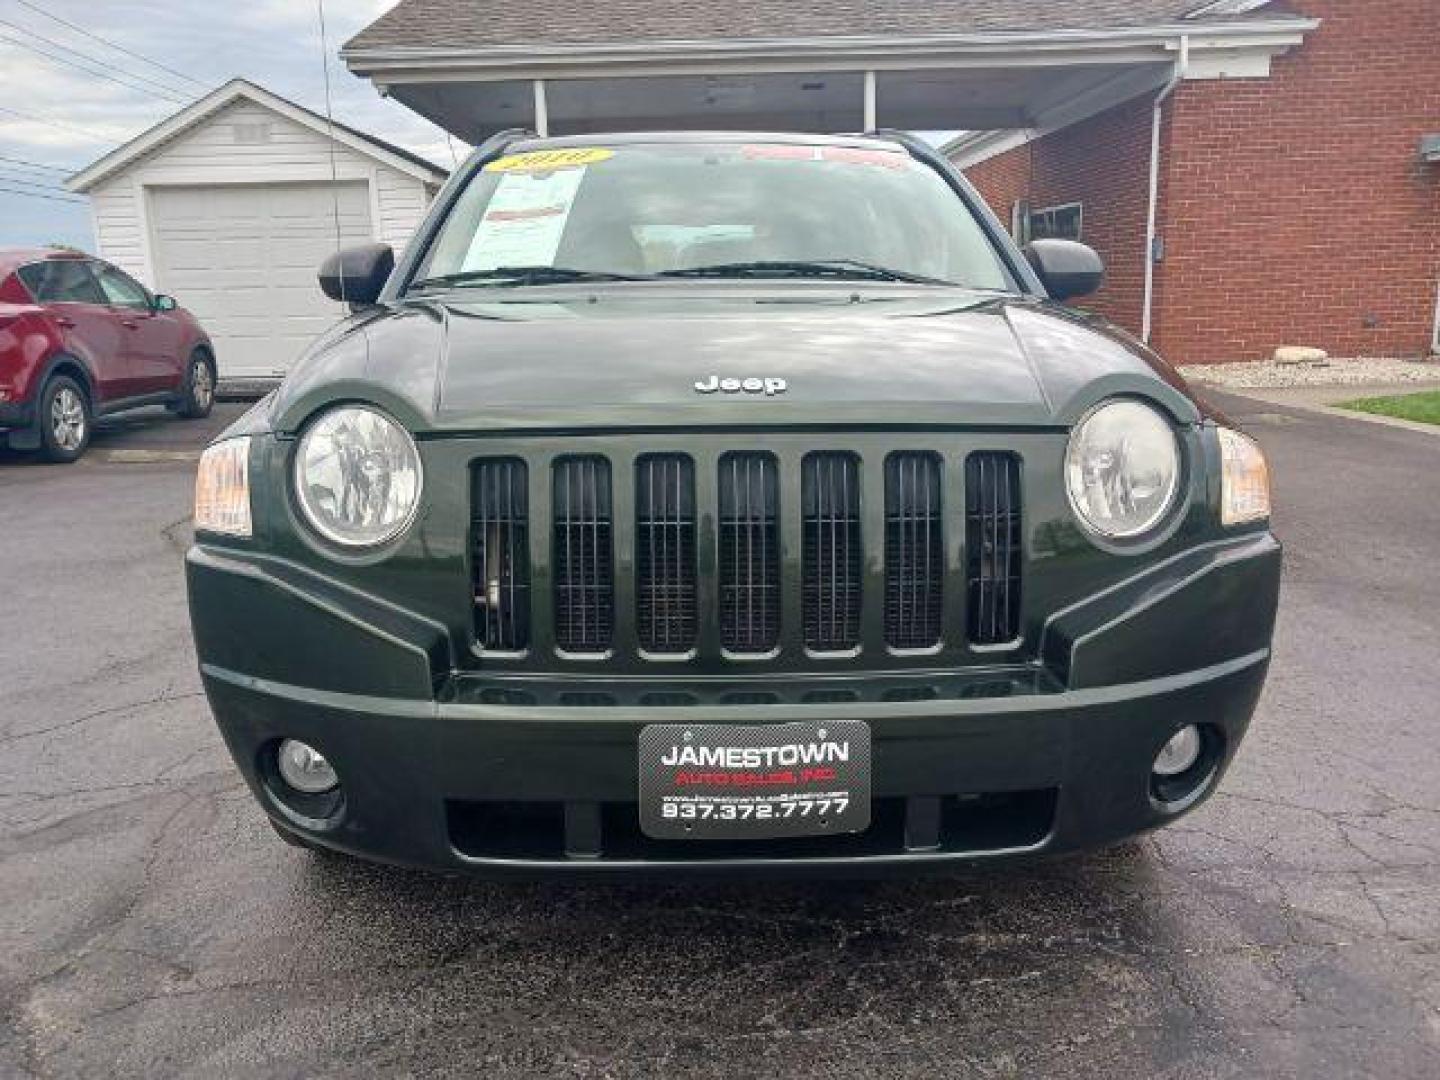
<box><xmin>160</xmin><ymin>514</ymin><xmax>195</xmax><ymax>553</ymax></box>
<box><xmin>0</xmin><ymin>691</ymin><xmax>205</xmax><ymax>747</ymax></box>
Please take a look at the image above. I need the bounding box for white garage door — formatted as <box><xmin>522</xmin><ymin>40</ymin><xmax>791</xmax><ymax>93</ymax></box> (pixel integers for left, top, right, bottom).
<box><xmin>150</xmin><ymin>181</ymin><xmax>373</xmax><ymax>378</ymax></box>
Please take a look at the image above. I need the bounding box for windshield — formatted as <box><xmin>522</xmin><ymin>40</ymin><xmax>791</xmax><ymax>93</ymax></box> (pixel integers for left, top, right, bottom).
<box><xmin>410</xmin><ymin>141</ymin><xmax>1012</xmax><ymax>291</ymax></box>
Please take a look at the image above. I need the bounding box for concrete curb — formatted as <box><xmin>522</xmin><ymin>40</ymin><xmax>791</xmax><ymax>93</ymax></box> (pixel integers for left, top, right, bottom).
<box><xmin>217</xmin><ymin>378</ymin><xmax>282</xmax><ymax>402</ymax></box>
<box><xmin>1192</xmin><ymin>382</ymin><xmax>1440</xmax><ymax>440</ymax></box>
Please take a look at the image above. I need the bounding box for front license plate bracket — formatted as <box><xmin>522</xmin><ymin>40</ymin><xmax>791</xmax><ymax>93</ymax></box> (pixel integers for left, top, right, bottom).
<box><xmin>637</xmin><ymin>720</ymin><xmax>872</xmax><ymax>840</ymax></box>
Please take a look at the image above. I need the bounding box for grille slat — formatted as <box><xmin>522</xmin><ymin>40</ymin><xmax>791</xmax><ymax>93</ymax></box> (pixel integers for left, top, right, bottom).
<box><xmin>637</xmin><ymin>455</ymin><xmax>697</xmax><ymax>653</ymax></box>
<box><xmin>472</xmin><ymin>459</ymin><xmax>530</xmax><ymax>651</ymax></box>
<box><xmin>719</xmin><ymin>453</ymin><xmax>780</xmax><ymax>653</ymax></box>
<box><xmin>803</xmin><ymin>453</ymin><xmax>861</xmax><ymax>651</ymax></box>
<box><xmin>885</xmin><ymin>452</ymin><xmax>944</xmax><ymax>650</ymax></box>
<box><xmin>967</xmin><ymin>452</ymin><xmax>1023</xmax><ymax>645</ymax></box>
<box><xmin>554</xmin><ymin>457</ymin><xmax>614</xmax><ymax>652</ymax></box>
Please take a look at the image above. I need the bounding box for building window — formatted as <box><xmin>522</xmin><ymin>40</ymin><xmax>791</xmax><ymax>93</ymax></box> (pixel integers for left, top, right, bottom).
<box><xmin>1028</xmin><ymin>203</ymin><xmax>1083</xmax><ymax>242</ymax></box>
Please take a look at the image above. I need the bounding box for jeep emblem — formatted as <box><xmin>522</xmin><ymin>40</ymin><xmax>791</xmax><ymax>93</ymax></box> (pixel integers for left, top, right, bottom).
<box><xmin>694</xmin><ymin>375</ymin><xmax>787</xmax><ymax>396</ymax></box>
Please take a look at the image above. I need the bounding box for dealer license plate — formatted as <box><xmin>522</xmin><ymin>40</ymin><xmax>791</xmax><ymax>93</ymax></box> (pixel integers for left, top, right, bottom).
<box><xmin>638</xmin><ymin>720</ymin><xmax>871</xmax><ymax>840</ymax></box>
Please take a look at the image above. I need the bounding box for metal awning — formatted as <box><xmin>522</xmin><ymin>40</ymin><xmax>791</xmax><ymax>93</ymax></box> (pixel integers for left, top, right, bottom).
<box><xmin>343</xmin><ymin>17</ymin><xmax>1316</xmax><ymax>142</ymax></box>
<box><xmin>371</xmin><ymin>64</ymin><xmax>1165</xmax><ymax>141</ymax></box>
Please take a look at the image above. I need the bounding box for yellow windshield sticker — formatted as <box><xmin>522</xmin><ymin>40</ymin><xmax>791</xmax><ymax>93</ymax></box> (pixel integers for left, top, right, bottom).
<box><xmin>484</xmin><ymin>148</ymin><xmax>615</xmax><ymax>173</ymax></box>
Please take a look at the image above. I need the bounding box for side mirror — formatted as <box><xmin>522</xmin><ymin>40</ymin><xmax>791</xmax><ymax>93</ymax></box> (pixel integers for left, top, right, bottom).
<box><xmin>153</xmin><ymin>294</ymin><xmax>178</xmax><ymax>312</ymax></box>
<box><xmin>318</xmin><ymin>243</ymin><xmax>394</xmax><ymax>307</ymax></box>
<box><xmin>1023</xmin><ymin>239</ymin><xmax>1104</xmax><ymax>302</ymax></box>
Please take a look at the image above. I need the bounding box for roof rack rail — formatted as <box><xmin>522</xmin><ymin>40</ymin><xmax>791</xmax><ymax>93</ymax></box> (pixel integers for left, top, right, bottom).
<box><xmin>863</xmin><ymin>128</ymin><xmax>933</xmax><ymax>154</ymax></box>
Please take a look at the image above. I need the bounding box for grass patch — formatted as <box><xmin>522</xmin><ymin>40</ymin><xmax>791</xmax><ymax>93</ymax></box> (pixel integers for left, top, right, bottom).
<box><xmin>1337</xmin><ymin>390</ymin><xmax>1440</xmax><ymax>426</ymax></box>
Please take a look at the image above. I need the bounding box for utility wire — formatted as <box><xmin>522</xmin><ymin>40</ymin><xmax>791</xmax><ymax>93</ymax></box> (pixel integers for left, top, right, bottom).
<box><xmin>0</xmin><ymin>167</ymin><xmax>69</xmax><ymax>188</ymax></box>
<box><xmin>10</xmin><ymin>0</ymin><xmax>206</xmax><ymax>91</ymax></box>
<box><xmin>0</xmin><ymin>30</ymin><xmax>191</xmax><ymax>105</ymax></box>
<box><xmin>0</xmin><ymin>153</ymin><xmax>78</xmax><ymax>175</ymax></box>
<box><xmin>0</xmin><ymin>103</ymin><xmax>116</xmax><ymax>143</ymax></box>
<box><xmin>0</xmin><ymin>183</ymin><xmax>87</xmax><ymax>204</ymax></box>
<box><xmin>0</xmin><ymin>18</ymin><xmax>195</xmax><ymax>100</ymax></box>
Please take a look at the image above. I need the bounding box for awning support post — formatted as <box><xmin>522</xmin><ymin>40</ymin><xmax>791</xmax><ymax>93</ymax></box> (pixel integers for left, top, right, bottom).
<box><xmin>533</xmin><ymin>79</ymin><xmax>549</xmax><ymax>137</ymax></box>
<box><xmin>1143</xmin><ymin>35</ymin><xmax>1188</xmax><ymax>345</ymax></box>
<box><xmin>863</xmin><ymin>70</ymin><xmax>877</xmax><ymax>131</ymax></box>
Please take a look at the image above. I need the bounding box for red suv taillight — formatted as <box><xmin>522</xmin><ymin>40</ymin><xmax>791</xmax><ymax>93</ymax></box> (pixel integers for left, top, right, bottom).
<box><xmin>0</xmin><ymin>314</ymin><xmax>24</xmax><ymax>398</ymax></box>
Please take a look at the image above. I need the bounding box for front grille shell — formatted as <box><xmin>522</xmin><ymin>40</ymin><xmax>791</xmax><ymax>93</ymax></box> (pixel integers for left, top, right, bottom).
<box><xmin>459</xmin><ymin>433</ymin><xmax>1049</xmax><ymax>674</ymax></box>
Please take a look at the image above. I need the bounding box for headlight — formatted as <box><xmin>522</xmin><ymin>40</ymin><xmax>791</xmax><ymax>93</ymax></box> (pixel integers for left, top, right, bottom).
<box><xmin>1065</xmin><ymin>399</ymin><xmax>1181</xmax><ymax>539</ymax></box>
<box><xmin>293</xmin><ymin>405</ymin><xmax>422</xmax><ymax>547</ymax></box>
<box><xmin>1218</xmin><ymin>427</ymin><xmax>1270</xmax><ymax>526</ymax></box>
<box><xmin>194</xmin><ymin>437</ymin><xmax>252</xmax><ymax>537</ymax></box>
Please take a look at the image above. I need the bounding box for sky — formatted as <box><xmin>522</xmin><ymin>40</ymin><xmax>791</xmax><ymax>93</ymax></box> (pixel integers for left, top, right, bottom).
<box><xmin>0</xmin><ymin>1</ymin><xmax>957</xmax><ymax>253</ymax></box>
<box><xmin>0</xmin><ymin>0</ymin><xmax>456</xmax><ymax>251</ymax></box>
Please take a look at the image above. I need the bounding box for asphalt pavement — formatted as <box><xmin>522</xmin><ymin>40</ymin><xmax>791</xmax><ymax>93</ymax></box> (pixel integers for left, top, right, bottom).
<box><xmin>1</xmin><ymin>394</ymin><xmax>1437</xmax><ymax>1079</ymax></box>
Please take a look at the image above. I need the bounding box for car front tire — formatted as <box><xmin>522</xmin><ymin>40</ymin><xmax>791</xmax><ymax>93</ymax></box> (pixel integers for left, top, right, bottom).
<box><xmin>176</xmin><ymin>351</ymin><xmax>216</xmax><ymax>419</ymax></box>
<box><xmin>38</xmin><ymin>375</ymin><xmax>91</xmax><ymax>464</ymax></box>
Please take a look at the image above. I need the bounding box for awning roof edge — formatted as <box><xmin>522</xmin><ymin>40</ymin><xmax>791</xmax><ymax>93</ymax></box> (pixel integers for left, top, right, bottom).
<box><xmin>344</xmin><ymin>18</ymin><xmax>1318</xmax><ymax>80</ymax></box>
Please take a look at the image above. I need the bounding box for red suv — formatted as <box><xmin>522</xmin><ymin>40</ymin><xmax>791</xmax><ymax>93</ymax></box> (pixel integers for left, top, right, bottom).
<box><xmin>0</xmin><ymin>248</ymin><xmax>216</xmax><ymax>462</ymax></box>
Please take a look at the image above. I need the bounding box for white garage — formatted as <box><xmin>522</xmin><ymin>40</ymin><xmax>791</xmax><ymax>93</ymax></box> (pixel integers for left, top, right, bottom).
<box><xmin>68</xmin><ymin>79</ymin><xmax>447</xmax><ymax>380</ymax></box>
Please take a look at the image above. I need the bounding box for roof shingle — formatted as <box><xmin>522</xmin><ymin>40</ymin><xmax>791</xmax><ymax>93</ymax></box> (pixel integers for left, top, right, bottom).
<box><xmin>346</xmin><ymin>0</ymin><xmax>1294</xmax><ymax>53</ymax></box>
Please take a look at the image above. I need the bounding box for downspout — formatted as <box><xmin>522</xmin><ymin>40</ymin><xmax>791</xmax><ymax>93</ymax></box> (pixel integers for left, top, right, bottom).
<box><xmin>1432</xmin><ymin>279</ymin><xmax>1440</xmax><ymax>355</ymax></box>
<box><xmin>1142</xmin><ymin>34</ymin><xmax>1188</xmax><ymax>344</ymax></box>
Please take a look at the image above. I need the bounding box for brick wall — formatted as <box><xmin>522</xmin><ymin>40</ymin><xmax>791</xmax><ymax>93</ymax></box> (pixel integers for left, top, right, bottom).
<box><xmin>965</xmin><ymin>98</ymin><xmax>1154</xmax><ymax>336</ymax></box>
<box><xmin>1156</xmin><ymin>0</ymin><xmax>1440</xmax><ymax>363</ymax></box>
<box><xmin>962</xmin><ymin>0</ymin><xmax>1440</xmax><ymax>364</ymax></box>
<box><xmin>965</xmin><ymin>143</ymin><xmax>1031</xmax><ymax>232</ymax></box>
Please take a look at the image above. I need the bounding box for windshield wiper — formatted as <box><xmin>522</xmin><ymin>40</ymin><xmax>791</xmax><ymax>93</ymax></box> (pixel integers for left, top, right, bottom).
<box><xmin>409</xmin><ymin>265</ymin><xmax>653</xmax><ymax>291</ymax></box>
<box><xmin>657</xmin><ymin>259</ymin><xmax>952</xmax><ymax>285</ymax></box>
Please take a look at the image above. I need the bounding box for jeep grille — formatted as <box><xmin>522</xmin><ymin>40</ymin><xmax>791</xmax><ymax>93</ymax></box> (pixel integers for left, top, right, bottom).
<box><xmin>468</xmin><ymin>441</ymin><xmax>1026</xmax><ymax>666</ymax></box>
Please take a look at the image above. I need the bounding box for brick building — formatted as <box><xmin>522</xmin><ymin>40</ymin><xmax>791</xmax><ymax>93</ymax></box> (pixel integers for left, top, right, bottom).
<box><xmin>342</xmin><ymin>0</ymin><xmax>1437</xmax><ymax>364</ymax></box>
<box><xmin>953</xmin><ymin>1</ymin><xmax>1440</xmax><ymax>364</ymax></box>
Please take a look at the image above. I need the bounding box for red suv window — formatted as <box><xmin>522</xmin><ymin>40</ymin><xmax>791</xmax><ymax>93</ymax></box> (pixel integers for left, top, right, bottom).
<box><xmin>16</xmin><ymin>260</ymin><xmax>106</xmax><ymax>305</ymax></box>
<box><xmin>94</xmin><ymin>265</ymin><xmax>153</xmax><ymax>310</ymax></box>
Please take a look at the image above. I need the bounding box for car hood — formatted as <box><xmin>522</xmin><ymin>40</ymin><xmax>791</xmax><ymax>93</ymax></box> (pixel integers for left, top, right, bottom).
<box><xmin>268</xmin><ymin>286</ymin><xmax>1205</xmax><ymax>434</ymax></box>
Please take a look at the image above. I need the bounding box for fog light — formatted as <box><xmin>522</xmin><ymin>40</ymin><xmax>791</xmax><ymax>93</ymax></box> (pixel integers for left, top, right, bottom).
<box><xmin>276</xmin><ymin>739</ymin><xmax>339</xmax><ymax>794</ymax></box>
<box><xmin>1153</xmin><ymin>725</ymin><xmax>1202</xmax><ymax>777</ymax></box>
